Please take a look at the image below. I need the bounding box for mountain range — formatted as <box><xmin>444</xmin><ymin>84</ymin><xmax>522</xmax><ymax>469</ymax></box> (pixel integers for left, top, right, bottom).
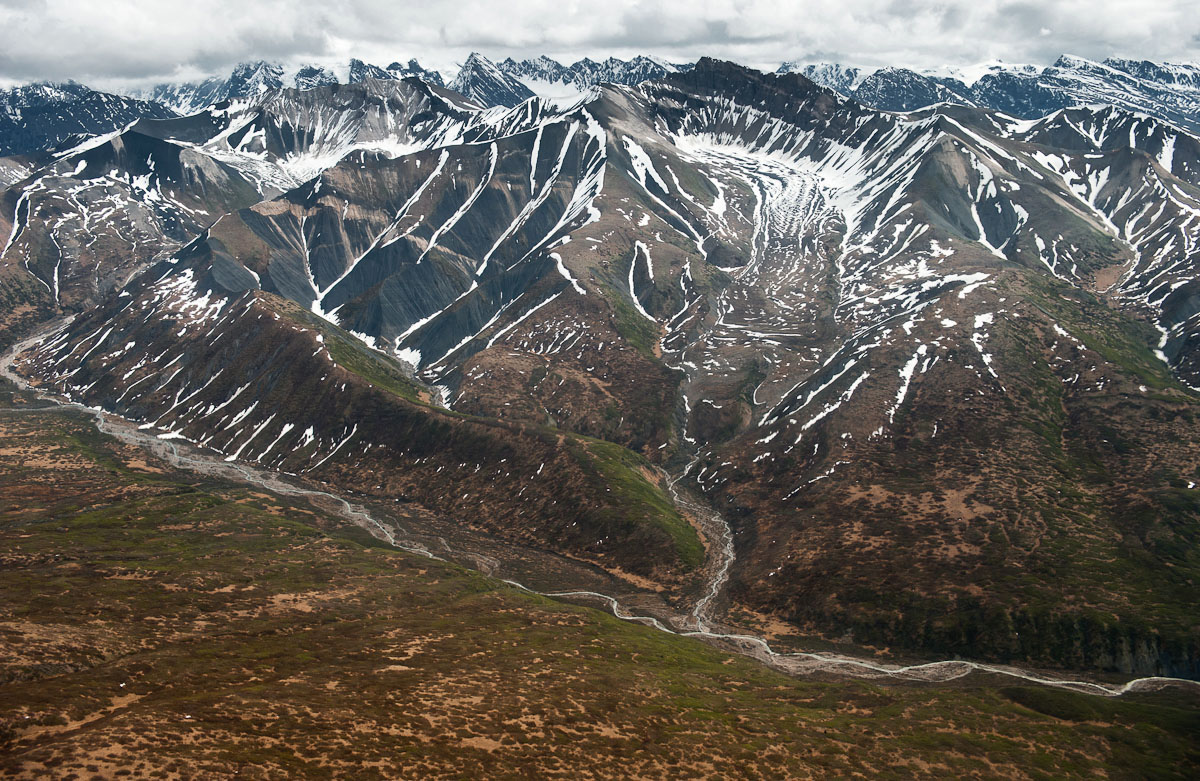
<box><xmin>0</xmin><ymin>53</ymin><xmax>691</xmax><ymax>160</ymax></box>
<box><xmin>784</xmin><ymin>55</ymin><xmax>1200</xmax><ymax>135</ymax></box>
<box><xmin>4</xmin><ymin>51</ymin><xmax>1200</xmax><ymax>684</ymax></box>
<box><xmin>136</xmin><ymin>58</ymin><xmax>448</xmax><ymax>115</ymax></box>
<box><xmin>5</xmin><ymin>51</ymin><xmax>1200</xmax><ymax>162</ymax></box>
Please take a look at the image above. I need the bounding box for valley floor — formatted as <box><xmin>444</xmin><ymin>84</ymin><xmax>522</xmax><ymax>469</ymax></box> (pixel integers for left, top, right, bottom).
<box><xmin>0</xmin><ymin>383</ymin><xmax>1198</xmax><ymax>779</ymax></box>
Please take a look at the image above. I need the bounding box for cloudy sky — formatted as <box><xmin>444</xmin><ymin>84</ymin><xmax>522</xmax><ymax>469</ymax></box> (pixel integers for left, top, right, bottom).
<box><xmin>1</xmin><ymin>0</ymin><xmax>1198</xmax><ymax>90</ymax></box>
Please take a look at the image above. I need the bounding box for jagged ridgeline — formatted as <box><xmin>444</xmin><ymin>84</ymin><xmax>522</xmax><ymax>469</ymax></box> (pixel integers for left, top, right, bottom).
<box><xmin>5</xmin><ymin>58</ymin><xmax>1200</xmax><ymax>676</ymax></box>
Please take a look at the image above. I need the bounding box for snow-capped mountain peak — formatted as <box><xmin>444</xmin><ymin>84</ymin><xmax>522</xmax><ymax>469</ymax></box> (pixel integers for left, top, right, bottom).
<box><xmin>777</xmin><ymin>62</ymin><xmax>867</xmax><ymax>94</ymax></box>
<box><xmin>293</xmin><ymin>64</ymin><xmax>338</xmax><ymax>91</ymax></box>
<box><xmin>450</xmin><ymin>52</ymin><xmax>535</xmax><ymax>108</ymax></box>
<box><xmin>225</xmin><ymin>61</ymin><xmax>285</xmax><ymax>96</ymax></box>
<box><xmin>778</xmin><ymin>53</ymin><xmax>1200</xmax><ymax>134</ymax></box>
<box><xmin>348</xmin><ymin>58</ymin><xmax>393</xmax><ymax>83</ymax></box>
<box><xmin>385</xmin><ymin>59</ymin><xmax>446</xmax><ymax>87</ymax></box>
<box><xmin>0</xmin><ymin>80</ymin><xmax>175</xmax><ymax>156</ymax></box>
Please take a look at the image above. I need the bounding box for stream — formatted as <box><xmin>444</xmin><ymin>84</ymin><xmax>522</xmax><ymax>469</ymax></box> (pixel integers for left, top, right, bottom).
<box><xmin>3</xmin><ymin>320</ymin><xmax>1198</xmax><ymax>698</ymax></box>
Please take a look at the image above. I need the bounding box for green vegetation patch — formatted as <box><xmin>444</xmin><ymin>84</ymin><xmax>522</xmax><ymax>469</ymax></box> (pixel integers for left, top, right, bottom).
<box><xmin>573</xmin><ymin>436</ymin><xmax>704</xmax><ymax>570</ymax></box>
<box><xmin>1026</xmin><ymin>274</ymin><xmax>1181</xmax><ymax>391</ymax></box>
<box><xmin>602</xmin><ymin>281</ymin><xmax>661</xmax><ymax>358</ymax></box>
<box><xmin>270</xmin><ymin>295</ymin><xmax>426</xmax><ymax>403</ymax></box>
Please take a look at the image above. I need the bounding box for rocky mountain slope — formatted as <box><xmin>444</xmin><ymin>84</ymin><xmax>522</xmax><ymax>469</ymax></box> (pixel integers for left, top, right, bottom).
<box><xmin>0</xmin><ymin>76</ymin><xmax>551</xmax><ymax>312</ymax></box>
<box><xmin>5</xmin><ymin>58</ymin><xmax>1200</xmax><ymax>677</ymax></box>
<box><xmin>449</xmin><ymin>52</ymin><xmax>536</xmax><ymax>108</ymax></box>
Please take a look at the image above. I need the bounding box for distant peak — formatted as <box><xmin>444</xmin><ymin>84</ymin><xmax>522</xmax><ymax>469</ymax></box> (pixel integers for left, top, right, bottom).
<box><xmin>1052</xmin><ymin>53</ymin><xmax>1105</xmax><ymax>69</ymax></box>
<box><xmin>230</xmin><ymin>60</ymin><xmax>282</xmax><ymax>78</ymax></box>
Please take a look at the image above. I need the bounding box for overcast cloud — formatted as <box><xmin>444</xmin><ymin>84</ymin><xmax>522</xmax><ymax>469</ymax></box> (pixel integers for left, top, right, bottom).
<box><xmin>1</xmin><ymin>0</ymin><xmax>1197</xmax><ymax>90</ymax></box>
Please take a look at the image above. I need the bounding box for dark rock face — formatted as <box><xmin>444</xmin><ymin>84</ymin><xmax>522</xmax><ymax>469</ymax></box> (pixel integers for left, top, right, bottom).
<box><xmin>571</xmin><ymin>55</ymin><xmax>685</xmax><ymax>88</ymax></box>
<box><xmin>0</xmin><ymin>82</ymin><xmax>175</xmax><ymax>157</ymax></box>
<box><xmin>1104</xmin><ymin>57</ymin><xmax>1200</xmax><ymax>89</ymax></box>
<box><xmin>450</xmin><ymin>53</ymin><xmax>536</xmax><ymax>108</ymax></box>
<box><xmin>346</xmin><ymin>58</ymin><xmax>446</xmax><ymax>88</ymax></box>
<box><xmin>969</xmin><ymin>70</ymin><xmax>1064</xmax><ymax>118</ymax></box>
<box><xmin>348</xmin><ymin>58</ymin><xmax>392</xmax><ymax>83</ymax></box>
<box><xmin>499</xmin><ymin>55</ymin><xmax>574</xmax><ymax>85</ymax></box>
<box><xmin>294</xmin><ymin>65</ymin><xmax>339</xmax><ymax>91</ymax></box>
<box><xmin>852</xmin><ymin>68</ymin><xmax>974</xmax><ymax>111</ymax></box>
<box><xmin>386</xmin><ymin>59</ymin><xmax>445</xmax><ymax>87</ymax></box>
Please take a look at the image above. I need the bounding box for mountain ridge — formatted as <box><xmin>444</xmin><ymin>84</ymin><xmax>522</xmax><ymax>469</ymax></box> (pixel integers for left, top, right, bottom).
<box><xmin>0</xmin><ymin>80</ymin><xmax>176</xmax><ymax>157</ymax></box>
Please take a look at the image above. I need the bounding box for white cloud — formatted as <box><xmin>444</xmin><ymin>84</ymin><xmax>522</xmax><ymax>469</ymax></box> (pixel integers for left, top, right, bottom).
<box><xmin>1</xmin><ymin>0</ymin><xmax>1197</xmax><ymax>90</ymax></box>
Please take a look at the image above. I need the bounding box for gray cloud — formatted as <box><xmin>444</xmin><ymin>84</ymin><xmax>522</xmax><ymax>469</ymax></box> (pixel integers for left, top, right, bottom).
<box><xmin>0</xmin><ymin>0</ymin><xmax>1197</xmax><ymax>90</ymax></box>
